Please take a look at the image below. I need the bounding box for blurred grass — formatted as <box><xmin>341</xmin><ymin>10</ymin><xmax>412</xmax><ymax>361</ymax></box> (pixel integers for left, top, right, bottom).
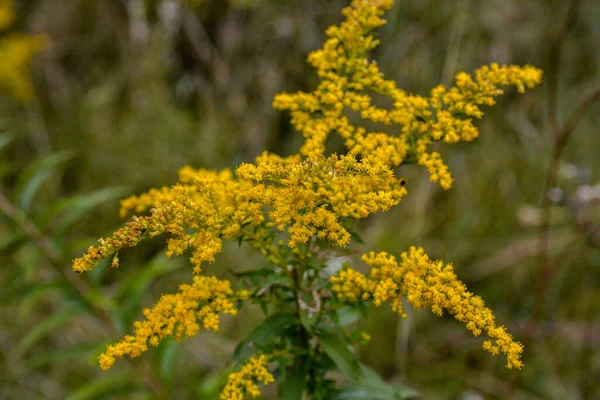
<box><xmin>1</xmin><ymin>0</ymin><xmax>599</xmax><ymax>399</ymax></box>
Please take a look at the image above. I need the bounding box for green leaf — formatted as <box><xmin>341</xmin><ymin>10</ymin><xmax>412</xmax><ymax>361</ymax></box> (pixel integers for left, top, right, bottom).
<box><xmin>350</xmin><ymin>232</ymin><xmax>365</xmax><ymax>244</ymax></box>
<box><xmin>333</xmin><ymin>386</ymin><xmax>386</xmax><ymax>399</ymax></box>
<box><xmin>280</xmin><ymin>356</ymin><xmax>309</xmax><ymax>400</ymax></box>
<box><xmin>14</xmin><ymin>150</ymin><xmax>75</xmax><ymax>212</ymax></box>
<box><xmin>357</xmin><ymin>302</ymin><xmax>368</xmax><ymax>320</ymax></box>
<box><xmin>318</xmin><ymin>332</ymin><xmax>360</xmax><ymax>380</ymax></box>
<box><xmin>18</xmin><ymin>278</ymin><xmax>71</xmax><ymax>313</ymax></box>
<box><xmin>260</xmin><ymin>301</ymin><xmax>269</xmax><ymax>317</ymax></box>
<box><xmin>300</xmin><ymin>309</ymin><xmax>319</xmax><ymax>332</ymax></box>
<box><xmin>0</xmin><ymin>231</ymin><xmax>27</xmax><ymax>254</ymax></box>
<box><xmin>67</xmin><ymin>372</ymin><xmax>140</xmax><ymax>400</ymax></box>
<box><xmin>0</xmin><ymin>162</ymin><xmax>17</xmax><ymax>180</ymax></box>
<box><xmin>332</xmin><ymin>363</ymin><xmax>418</xmax><ymax>400</ymax></box>
<box><xmin>156</xmin><ymin>338</ymin><xmax>180</xmax><ymax>383</ymax></box>
<box><xmin>196</xmin><ymin>368</ymin><xmax>232</xmax><ymax>399</ymax></box>
<box><xmin>27</xmin><ymin>343</ymin><xmax>100</xmax><ymax>369</ymax></box>
<box><xmin>233</xmin><ymin>312</ymin><xmax>297</xmax><ymax>362</ymax></box>
<box><xmin>230</xmin><ymin>266</ymin><xmax>275</xmax><ymax>278</ymax></box>
<box><xmin>15</xmin><ymin>308</ymin><xmax>84</xmax><ymax>356</ymax></box>
<box><xmin>45</xmin><ymin>186</ymin><xmax>130</xmax><ymax>235</ymax></box>
<box><xmin>0</xmin><ymin>130</ymin><xmax>16</xmax><ymax>152</ymax></box>
<box><xmin>336</xmin><ymin>306</ymin><xmax>360</xmax><ymax>326</ymax></box>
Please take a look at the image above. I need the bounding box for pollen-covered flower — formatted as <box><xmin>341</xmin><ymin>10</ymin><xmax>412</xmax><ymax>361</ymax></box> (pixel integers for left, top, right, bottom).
<box><xmin>273</xmin><ymin>0</ymin><xmax>542</xmax><ymax>190</ymax></box>
<box><xmin>330</xmin><ymin>246</ymin><xmax>524</xmax><ymax>369</ymax></box>
<box><xmin>220</xmin><ymin>355</ymin><xmax>275</xmax><ymax>400</ymax></box>
<box><xmin>330</xmin><ymin>265</ymin><xmax>371</xmax><ymax>303</ymax></box>
<box><xmin>73</xmin><ymin>167</ymin><xmax>265</xmax><ymax>274</ymax></box>
<box><xmin>99</xmin><ymin>275</ymin><xmax>245</xmax><ymax>370</ymax></box>
<box><xmin>237</xmin><ymin>153</ymin><xmax>407</xmax><ymax>247</ymax></box>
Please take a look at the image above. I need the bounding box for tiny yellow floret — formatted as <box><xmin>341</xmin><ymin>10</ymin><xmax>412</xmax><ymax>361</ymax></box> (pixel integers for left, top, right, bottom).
<box><xmin>220</xmin><ymin>355</ymin><xmax>275</xmax><ymax>400</ymax></box>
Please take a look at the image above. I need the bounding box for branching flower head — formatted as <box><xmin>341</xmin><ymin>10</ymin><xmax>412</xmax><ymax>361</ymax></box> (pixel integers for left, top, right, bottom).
<box><xmin>73</xmin><ymin>167</ymin><xmax>265</xmax><ymax>274</ymax></box>
<box><xmin>70</xmin><ymin>0</ymin><xmax>542</xmax><ymax>391</ymax></box>
<box><xmin>221</xmin><ymin>355</ymin><xmax>275</xmax><ymax>400</ymax></box>
<box><xmin>331</xmin><ymin>246</ymin><xmax>524</xmax><ymax>369</ymax></box>
<box><xmin>99</xmin><ymin>275</ymin><xmax>248</xmax><ymax>371</ymax></box>
<box><xmin>237</xmin><ymin>152</ymin><xmax>407</xmax><ymax>247</ymax></box>
<box><xmin>274</xmin><ymin>0</ymin><xmax>542</xmax><ymax>190</ymax></box>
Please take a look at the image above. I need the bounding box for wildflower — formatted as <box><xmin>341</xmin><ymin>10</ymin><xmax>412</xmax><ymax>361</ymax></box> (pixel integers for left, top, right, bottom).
<box><xmin>73</xmin><ymin>167</ymin><xmax>265</xmax><ymax>274</ymax></box>
<box><xmin>72</xmin><ymin>0</ymin><xmax>539</xmax><ymax>377</ymax></box>
<box><xmin>0</xmin><ymin>29</ymin><xmax>47</xmax><ymax>101</ymax></box>
<box><xmin>237</xmin><ymin>153</ymin><xmax>407</xmax><ymax>247</ymax></box>
<box><xmin>331</xmin><ymin>247</ymin><xmax>523</xmax><ymax>369</ymax></box>
<box><xmin>274</xmin><ymin>0</ymin><xmax>542</xmax><ymax>189</ymax></box>
<box><xmin>220</xmin><ymin>355</ymin><xmax>274</xmax><ymax>400</ymax></box>
<box><xmin>99</xmin><ymin>275</ymin><xmax>244</xmax><ymax>370</ymax></box>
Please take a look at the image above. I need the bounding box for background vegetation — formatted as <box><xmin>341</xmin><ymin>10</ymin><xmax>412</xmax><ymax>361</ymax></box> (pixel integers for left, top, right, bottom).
<box><xmin>1</xmin><ymin>0</ymin><xmax>598</xmax><ymax>399</ymax></box>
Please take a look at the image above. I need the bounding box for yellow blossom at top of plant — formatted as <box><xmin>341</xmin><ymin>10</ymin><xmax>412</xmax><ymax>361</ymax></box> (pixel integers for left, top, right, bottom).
<box><xmin>330</xmin><ymin>246</ymin><xmax>523</xmax><ymax>369</ymax></box>
<box><xmin>220</xmin><ymin>355</ymin><xmax>275</xmax><ymax>400</ymax></box>
<box><xmin>273</xmin><ymin>0</ymin><xmax>542</xmax><ymax>189</ymax></box>
<box><xmin>73</xmin><ymin>167</ymin><xmax>265</xmax><ymax>274</ymax></box>
<box><xmin>99</xmin><ymin>275</ymin><xmax>247</xmax><ymax>370</ymax></box>
<box><xmin>237</xmin><ymin>152</ymin><xmax>407</xmax><ymax>247</ymax></box>
<box><xmin>0</xmin><ymin>0</ymin><xmax>48</xmax><ymax>101</ymax></box>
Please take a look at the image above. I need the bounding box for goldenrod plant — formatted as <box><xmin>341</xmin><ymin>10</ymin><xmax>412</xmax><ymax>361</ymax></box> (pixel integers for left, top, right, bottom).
<box><xmin>73</xmin><ymin>1</ymin><xmax>542</xmax><ymax>398</ymax></box>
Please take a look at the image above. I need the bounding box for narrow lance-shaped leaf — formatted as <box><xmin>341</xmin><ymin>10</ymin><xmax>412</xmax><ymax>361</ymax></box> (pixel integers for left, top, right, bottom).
<box><xmin>14</xmin><ymin>150</ymin><xmax>75</xmax><ymax>212</ymax></box>
<box><xmin>233</xmin><ymin>312</ymin><xmax>298</xmax><ymax>362</ymax></box>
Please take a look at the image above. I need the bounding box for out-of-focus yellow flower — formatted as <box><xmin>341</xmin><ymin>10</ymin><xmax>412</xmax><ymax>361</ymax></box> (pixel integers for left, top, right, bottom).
<box><xmin>331</xmin><ymin>246</ymin><xmax>523</xmax><ymax>369</ymax></box>
<box><xmin>220</xmin><ymin>355</ymin><xmax>274</xmax><ymax>400</ymax></box>
<box><xmin>0</xmin><ymin>0</ymin><xmax>15</xmax><ymax>31</ymax></box>
<box><xmin>0</xmin><ymin>0</ymin><xmax>47</xmax><ymax>102</ymax></box>
<box><xmin>99</xmin><ymin>275</ymin><xmax>245</xmax><ymax>370</ymax></box>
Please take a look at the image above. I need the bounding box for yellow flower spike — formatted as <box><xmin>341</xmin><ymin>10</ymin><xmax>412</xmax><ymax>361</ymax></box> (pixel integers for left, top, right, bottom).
<box><xmin>99</xmin><ymin>276</ymin><xmax>244</xmax><ymax>370</ymax></box>
<box><xmin>274</xmin><ymin>0</ymin><xmax>542</xmax><ymax>190</ymax></box>
<box><xmin>330</xmin><ymin>247</ymin><xmax>524</xmax><ymax>369</ymax></box>
<box><xmin>221</xmin><ymin>355</ymin><xmax>275</xmax><ymax>400</ymax></box>
<box><xmin>74</xmin><ymin>168</ymin><xmax>266</xmax><ymax>273</ymax></box>
<box><xmin>237</xmin><ymin>153</ymin><xmax>407</xmax><ymax>247</ymax></box>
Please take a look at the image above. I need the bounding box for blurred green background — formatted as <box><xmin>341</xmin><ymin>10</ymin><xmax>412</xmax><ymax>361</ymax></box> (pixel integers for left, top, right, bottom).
<box><xmin>1</xmin><ymin>0</ymin><xmax>599</xmax><ymax>399</ymax></box>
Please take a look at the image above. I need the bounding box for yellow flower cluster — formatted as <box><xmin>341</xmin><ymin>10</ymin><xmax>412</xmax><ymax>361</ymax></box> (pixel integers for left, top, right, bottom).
<box><xmin>71</xmin><ymin>0</ymin><xmax>540</xmax><ymax>378</ymax></box>
<box><xmin>0</xmin><ymin>0</ymin><xmax>47</xmax><ymax>101</ymax></box>
<box><xmin>237</xmin><ymin>152</ymin><xmax>407</xmax><ymax>247</ymax></box>
<box><xmin>99</xmin><ymin>275</ymin><xmax>246</xmax><ymax>370</ymax></box>
<box><xmin>73</xmin><ymin>167</ymin><xmax>265</xmax><ymax>274</ymax></box>
<box><xmin>119</xmin><ymin>165</ymin><xmax>207</xmax><ymax>218</ymax></box>
<box><xmin>273</xmin><ymin>0</ymin><xmax>542</xmax><ymax>189</ymax></box>
<box><xmin>330</xmin><ymin>266</ymin><xmax>371</xmax><ymax>303</ymax></box>
<box><xmin>220</xmin><ymin>355</ymin><xmax>275</xmax><ymax>400</ymax></box>
<box><xmin>330</xmin><ymin>246</ymin><xmax>523</xmax><ymax>369</ymax></box>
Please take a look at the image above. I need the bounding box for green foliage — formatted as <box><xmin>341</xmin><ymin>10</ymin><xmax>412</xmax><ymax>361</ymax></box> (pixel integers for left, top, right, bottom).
<box><xmin>0</xmin><ymin>128</ymin><xmax>181</xmax><ymax>398</ymax></box>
